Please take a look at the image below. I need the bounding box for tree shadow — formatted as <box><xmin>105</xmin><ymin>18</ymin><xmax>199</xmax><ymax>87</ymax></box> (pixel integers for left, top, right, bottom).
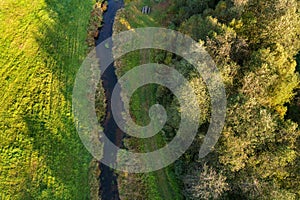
<box><xmin>23</xmin><ymin>113</ymin><xmax>91</xmax><ymax>199</ymax></box>
<box><xmin>33</xmin><ymin>0</ymin><xmax>94</xmax><ymax>102</ymax></box>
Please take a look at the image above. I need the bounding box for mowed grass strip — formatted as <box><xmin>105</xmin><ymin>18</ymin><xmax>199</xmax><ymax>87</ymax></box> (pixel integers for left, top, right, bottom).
<box><xmin>0</xmin><ymin>0</ymin><xmax>98</xmax><ymax>199</ymax></box>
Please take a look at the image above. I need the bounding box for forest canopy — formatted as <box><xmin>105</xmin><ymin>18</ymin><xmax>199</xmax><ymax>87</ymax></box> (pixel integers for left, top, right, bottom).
<box><xmin>166</xmin><ymin>0</ymin><xmax>300</xmax><ymax>199</ymax></box>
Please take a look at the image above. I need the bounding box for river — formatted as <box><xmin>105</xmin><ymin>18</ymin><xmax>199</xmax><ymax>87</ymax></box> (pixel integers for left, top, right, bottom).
<box><xmin>95</xmin><ymin>0</ymin><xmax>124</xmax><ymax>199</ymax></box>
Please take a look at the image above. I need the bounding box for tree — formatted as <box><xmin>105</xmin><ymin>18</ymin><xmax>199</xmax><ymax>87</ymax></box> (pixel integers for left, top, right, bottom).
<box><xmin>183</xmin><ymin>163</ymin><xmax>229</xmax><ymax>200</ymax></box>
<box><xmin>238</xmin><ymin>0</ymin><xmax>300</xmax><ymax>54</ymax></box>
<box><xmin>241</xmin><ymin>44</ymin><xmax>299</xmax><ymax>116</ymax></box>
<box><xmin>179</xmin><ymin>15</ymin><xmax>221</xmax><ymax>42</ymax></box>
<box><xmin>217</xmin><ymin>98</ymin><xmax>300</xmax><ymax>199</ymax></box>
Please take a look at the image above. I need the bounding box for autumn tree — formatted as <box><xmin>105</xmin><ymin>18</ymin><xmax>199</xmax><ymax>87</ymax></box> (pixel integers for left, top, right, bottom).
<box><xmin>183</xmin><ymin>163</ymin><xmax>229</xmax><ymax>200</ymax></box>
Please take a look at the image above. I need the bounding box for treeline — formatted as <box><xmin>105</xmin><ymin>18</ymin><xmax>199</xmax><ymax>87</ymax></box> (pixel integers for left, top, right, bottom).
<box><xmin>157</xmin><ymin>0</ymin><xmax>300</xmax><ymax>199</ymax></box>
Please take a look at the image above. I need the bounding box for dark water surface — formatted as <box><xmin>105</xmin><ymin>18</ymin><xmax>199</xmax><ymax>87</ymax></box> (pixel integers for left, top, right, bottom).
<box><xmin>95</xmin><ymin>0</ymin><xmax>124</xmax><ymax>199</ymax></box>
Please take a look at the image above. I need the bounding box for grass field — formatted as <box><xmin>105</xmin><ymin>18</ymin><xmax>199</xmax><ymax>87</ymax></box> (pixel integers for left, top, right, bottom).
<box><xmin>0</xmin><ymin>0</ymin><xmax>100</xmax><ymax>199</ymax></box>
<box><xmin>113</xmin><ymin>0</ymin><xmax>182</xmax><ymax>199</ymax></box>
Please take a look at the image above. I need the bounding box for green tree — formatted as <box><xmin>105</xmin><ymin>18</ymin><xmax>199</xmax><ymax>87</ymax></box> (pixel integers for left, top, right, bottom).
<box><xmin>217</xmin><ymin>98</ymin><xmax>300</xmax><ymax>199</ymax></box>
<box><xmin>238</xmin><ymin>0</ymin><xmax>300</xmax><ymax>54</ymax></box>
<box><xmin>241</xmin><ymin>44</ymin><xmax>299</xmax><ymax>116</ymax></box>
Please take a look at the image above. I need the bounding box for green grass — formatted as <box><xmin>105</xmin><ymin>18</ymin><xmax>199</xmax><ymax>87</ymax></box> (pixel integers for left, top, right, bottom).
<box><xmin>0</xmin><ymin>0</ymin><xmax>98</xmax><ymax>199</ymax></box>
<box><xmin>114</xmin><ymin>1</ymin><xmax>182</xmax><ymax>199</ymax></box>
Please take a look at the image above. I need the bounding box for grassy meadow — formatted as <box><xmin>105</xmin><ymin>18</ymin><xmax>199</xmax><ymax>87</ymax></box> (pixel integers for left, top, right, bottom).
<box><xmin>0</xmin><ymin>0</ymin><xmax>100</xmax><ymax>199</ymax></box>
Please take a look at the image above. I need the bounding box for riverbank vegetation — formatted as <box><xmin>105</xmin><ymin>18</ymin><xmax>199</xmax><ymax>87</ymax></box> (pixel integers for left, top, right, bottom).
<box><xmin>0</xmin><ymin>0</ymin><xmax>105</xmax><ymax>199</ymax></box>
<box><xmin>113</xmin><ymin>0</ymin><xmax>300</xmax><ymax>199</ymax></box>
<box><xmin>113</xmin><ymin>1</ymin><xmax>182</xmax><ymax>199</ymax></box>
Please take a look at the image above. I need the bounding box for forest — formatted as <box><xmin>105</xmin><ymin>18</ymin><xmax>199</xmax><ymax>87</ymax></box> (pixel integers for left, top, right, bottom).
<box><xmin>170</xmin><ymin>1</ymin><xmax>300</xmax><ymax>199</ymax></box>
<box><xmin>1</xmin><ymin>0</ymin><xmax>299</xmax><ymax>199</ymax></box>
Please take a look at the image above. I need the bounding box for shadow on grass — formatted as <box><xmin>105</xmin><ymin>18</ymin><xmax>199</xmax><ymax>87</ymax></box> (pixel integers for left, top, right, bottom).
<box><xmin>34</xmin><ymin>0</ymin><xmax>94</xmax><ymax>102</ymax></box>
<box><xmin>28</xmin><ymin>0</ymin><xmax>95</xmax><ymax>198</ymax></box>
